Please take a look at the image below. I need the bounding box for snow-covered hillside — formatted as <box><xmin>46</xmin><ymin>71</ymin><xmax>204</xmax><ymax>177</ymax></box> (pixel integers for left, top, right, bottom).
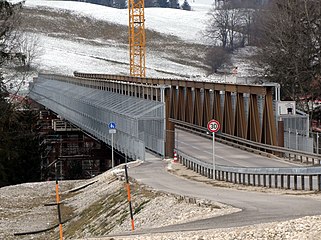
<box><xmin>5</xmin><ymin>0</ymin><xmax>259</xmax><ymax>94</ymax></box>
<box><xmin>25</xmin><ymin>0</ymin><xmax>213</xmax><ymax>43</ymax></box>
<box><xmin>5</xmin><ymin>0</ymin><xmax>219</xmax><ymax>94</ymax></box>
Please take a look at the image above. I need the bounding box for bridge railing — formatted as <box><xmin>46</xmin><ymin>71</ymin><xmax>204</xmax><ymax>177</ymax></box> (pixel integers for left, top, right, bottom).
<box><xmin>176</xmin><ymin>150</ymin><xmax>321</xmax><ymax>191</ymax></box>
<box><xmin>170</xmin><ymin>118</ymin><xmax>321</xmax><ymax>165</ymax></box>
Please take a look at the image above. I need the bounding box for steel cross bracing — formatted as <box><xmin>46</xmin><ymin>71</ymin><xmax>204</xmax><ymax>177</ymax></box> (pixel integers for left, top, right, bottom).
<box><xmin>29</xmin><ymin>74</ymin><xmax>167</xmax><ymax>160</ymax></box>
<box><xmin>128</xmin><ymin>0</ymin><xmax>146</xmax><ymax>77</ymax></box>
<box><xmin>73</xmin><ymin>72</ymin><xmax>279</xmax><ymax>158</ymax></box>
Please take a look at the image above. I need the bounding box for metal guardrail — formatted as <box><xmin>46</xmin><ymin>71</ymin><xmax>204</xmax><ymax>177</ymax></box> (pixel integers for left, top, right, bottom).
<box><xmin>170</xmin><ymin>118</ymin><xmax>321</xmax><ymax>164</ymax></box>
<box><xmin>177</xmin><ymin>150</ymin><xmax>321</xmax><ymax>191</ymax></box>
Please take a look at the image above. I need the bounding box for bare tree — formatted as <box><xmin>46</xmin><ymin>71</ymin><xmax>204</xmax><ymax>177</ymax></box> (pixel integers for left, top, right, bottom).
<box><xmin>227</xmin><ymin>7</ymin><xmax>243</xmax><ymax>49</ymax></box>
<box><xmin>239</xmin><ymin>8</ymin><xmax>256</xmax><ymax>46</ymax></box>
<box><xmin>1</xmin><ymin>1</ymin><xmax>42</xmax><ymax>100</ymax></box>
<box><xmin>204</xmin><ymin>4</ymin><xmax>243</xmax><ymax>74</ymax></box>
<box><xmin>18</xmin><ymin>33</ymin><xmax>42</xmax><ymax>69</ymax></box>
<box><xmin>205</xmin><ymin>4</ymin><xmax>244</xmax><ymax>50</ymax></box>
<box><xmin>0</xmin><ymin>1</ymin><xmax>22</xmax><ymax>67</ymax></box>
<box><xmin>256</xmin><ymin>0</ymin><xmax>321</xmax><ymax>118</ymax></box>
<box><xmin>205</xmin><ymin>6</ymin><xmax>229</xmax><ymax>48</ymax></box>
<box><xmin>1</xmin><ymin>2</ymin><xmax>42</xmax><ymax>96</ymax></box>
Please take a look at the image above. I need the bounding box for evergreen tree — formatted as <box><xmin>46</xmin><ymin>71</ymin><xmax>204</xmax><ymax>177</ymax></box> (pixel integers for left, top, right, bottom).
<box><xmin>157</xmin><ymin>0</ymin><xmax>169</xmax><ymax>8</ymax></box>
<box><xmin>113</xmin><ymin>0</ymin><xmax>127</xmax><ymax>9</ymax></box>
<box><xmin>169</xmin><ymin>0</ymin><xmax>179</xmax><ymax>9</ymax></box>
<box><xmin>0</xmin><ymin>76</ymin><xmax>11</xmax><ymax>186</ymax></box>
<box><xmin>145</xmin><ymin>0</ymin><xmax>157</xmax><ymax>7</ymax></box>
<box><xmin>181</xmin><ymin>0</ymin><xmax>191</xmax><ymax>11</ymax></box>
<box><xmin>0</xmin><ymin>97</ymin><xmax>42</xmax><ymax>186</ymax></box>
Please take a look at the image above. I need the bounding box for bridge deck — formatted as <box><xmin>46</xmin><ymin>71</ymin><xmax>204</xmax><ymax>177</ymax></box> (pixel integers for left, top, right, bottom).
<box><xmin>176</xmin><ymin>129</ymin><xmax>298</xmax><ymax>168</ymax></box>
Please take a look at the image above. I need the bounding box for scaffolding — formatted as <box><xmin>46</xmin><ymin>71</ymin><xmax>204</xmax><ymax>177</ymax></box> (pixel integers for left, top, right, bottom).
<box><xmin>38</xmin><ymin>112</ymin><xmax>110</xmax><ymax>180</ymax></box>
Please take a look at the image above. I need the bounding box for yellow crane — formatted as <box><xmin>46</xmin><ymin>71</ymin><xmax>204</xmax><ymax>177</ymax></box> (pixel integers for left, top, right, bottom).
<box><xmin>128</xmin><ymin>0</ymin><xmax>146</xmax><ymax>78</ymax></box>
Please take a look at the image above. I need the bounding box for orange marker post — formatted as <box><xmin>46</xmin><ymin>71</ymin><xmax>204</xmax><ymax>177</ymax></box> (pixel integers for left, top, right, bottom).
<box><xmin>55</xmin><ymin>163</ymin><xmax>64</xmax><ymax>240</ymax></box>
<box><xmin>124</xmin><ymin>164</ymin><xmax>135</xmax><ymax>231</ymax></box>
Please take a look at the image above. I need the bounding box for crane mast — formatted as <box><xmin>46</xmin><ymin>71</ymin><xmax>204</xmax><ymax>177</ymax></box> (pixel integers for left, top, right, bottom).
<box><xmin>128</xmin><ymin>0</ymin><xmax>146</xmax><ymax>77</ymax></box>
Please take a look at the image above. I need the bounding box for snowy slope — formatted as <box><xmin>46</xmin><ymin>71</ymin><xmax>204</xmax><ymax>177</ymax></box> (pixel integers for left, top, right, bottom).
<box><xmin>17</xmin><ymin>0</ymin><xmax>214</xmax><ymax>80</ymax></box>
<box><xmin>25</xmin><ymin>0</ymin><xmax>213</xmax><ymax>43</ymax></box>
<box><xmin>33</xmin><ymin>33</ymin><xmax>205</xmax><ymax>77</ymax></box>
<box><xmin>6</xmin><ymin>0</ymin><xmax>258</xmax><ymax>94</ymax></box>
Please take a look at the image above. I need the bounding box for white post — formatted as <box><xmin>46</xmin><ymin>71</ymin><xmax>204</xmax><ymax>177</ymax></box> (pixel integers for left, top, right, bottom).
<box><xmin>288</xmin><ymin>128</ymin><xmax>291</xmax><ymax>149</ymax></box>
<box><xmin>175</xmin><ymin>130</ymin><xmax>178</xmax><ymax>149</ymax></box>
<box><xmin>112</xmin><ymin>133</ymin><xmax>114</xmax><ymax>168</ymax></box>
<box><xmin>295</xmin><ymin>130</ymin><xmax>298</xmax><ymax>150</ymax></box>
<box><xmin>213</xmin><ymin>132</ymin><xmax>215</xmax><ymax>179</ymax></box>
<box><xmin>317</xmin><ymin>133</ymin><xmax>319</xmax><ymax>155</ymax></box>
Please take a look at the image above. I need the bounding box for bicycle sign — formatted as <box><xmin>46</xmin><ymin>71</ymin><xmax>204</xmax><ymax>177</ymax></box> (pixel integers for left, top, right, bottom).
<box><xmin>207</xmin><ymin>119</ymin><xmax>220</xmax><ymax>133</ymax></box>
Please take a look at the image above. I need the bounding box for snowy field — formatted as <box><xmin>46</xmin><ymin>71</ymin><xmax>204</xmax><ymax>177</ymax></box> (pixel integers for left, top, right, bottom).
<box><xmin>25</xmin><ymin>0</ymin><xmax>214</xmax><ymax>43</ymax></box>
<box><xmin>5</xmin><ymin>0</ymin><xmax>259</xmax><ymax>94</ymax></box>
<box><xmin>22</xmin><ymin>0</ymin><xmax>214</xmax><ymax>74</ymax></box>
<box><xmin>6</xmin><ymin>0</ymin><xmax>218</xmax><ymax>94</ymax></box>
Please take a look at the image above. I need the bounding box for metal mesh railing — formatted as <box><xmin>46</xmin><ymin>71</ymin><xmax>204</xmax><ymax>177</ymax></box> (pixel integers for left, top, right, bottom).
<box><xmin>282</xmin><ymin>113</ymin><xmax>312</xmax><ymax>152</ymax></box>
<box><xmin>29</xmin><ymin>75</ymin><xmax>166</xmax><ymax>160</ymax></box>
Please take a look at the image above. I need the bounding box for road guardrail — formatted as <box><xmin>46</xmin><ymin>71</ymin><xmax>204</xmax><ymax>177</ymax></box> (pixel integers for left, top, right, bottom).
<box><xmin>177</xmin><ymin>149</ymin><xmax>321</xmax><ymax>191</ymax></box>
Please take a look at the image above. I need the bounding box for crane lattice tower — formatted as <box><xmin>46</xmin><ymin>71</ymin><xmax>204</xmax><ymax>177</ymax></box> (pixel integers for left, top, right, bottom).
<box><xmin>128</xmin><ymin>0</ymin><xmax>146</xmax><ymax>77</ymax></box>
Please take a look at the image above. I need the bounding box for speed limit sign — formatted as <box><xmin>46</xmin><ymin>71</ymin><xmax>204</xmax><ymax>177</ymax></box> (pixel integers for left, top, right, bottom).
<box><xmin>207</xmin><ymin>119</ymin><xmax>220</xmax><ymax>133</ymax></box>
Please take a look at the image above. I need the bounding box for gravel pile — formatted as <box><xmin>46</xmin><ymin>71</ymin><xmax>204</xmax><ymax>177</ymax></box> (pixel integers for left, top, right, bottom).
<box><xmin>110</xmin><ymin>194</ymin><xmax>239</xmax><ymax>235</ymax></box>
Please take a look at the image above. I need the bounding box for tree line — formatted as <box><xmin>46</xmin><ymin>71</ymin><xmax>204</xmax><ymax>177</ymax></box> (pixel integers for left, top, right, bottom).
<box><xmin>69</xmin><ymin>0</ymin><xmax>192</xmax><ymax>10</ymax></box>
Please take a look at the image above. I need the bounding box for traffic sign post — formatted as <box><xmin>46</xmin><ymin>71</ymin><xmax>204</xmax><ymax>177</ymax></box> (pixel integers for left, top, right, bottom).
<box><xmin>108</xmin><ymin>122</ymin><xmax>116</xmax><ymax>168</ymax></box>
<box><xmin>207</xmin><ymin>119</ymin><xmax>220</xmax><ymax>180</ymax></box>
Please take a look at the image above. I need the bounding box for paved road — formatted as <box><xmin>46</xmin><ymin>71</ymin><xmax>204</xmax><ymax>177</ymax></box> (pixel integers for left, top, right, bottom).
<box><xmin>176</xmin><ymin>129</ymin><xmax>299</xmax><ymax>167</ymax></box>
<box><xmin>127</xmin><ymin>153</ymin><xmax>321</xmax><ymax>233</ymax></box>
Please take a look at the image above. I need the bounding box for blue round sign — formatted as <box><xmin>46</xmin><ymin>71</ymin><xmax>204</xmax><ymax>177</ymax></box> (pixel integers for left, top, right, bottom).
<box><xmin>108</xmin><ymin>122</ymin><xmax>116</xmax><ymax>129</ymax></box>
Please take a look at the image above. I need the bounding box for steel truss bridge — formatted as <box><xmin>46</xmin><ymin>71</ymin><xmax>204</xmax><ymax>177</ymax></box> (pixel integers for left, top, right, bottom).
<box><xmin>29</xmin><ymin>72</ymin><xmax>281</xmax><ymax>160</ymax></box>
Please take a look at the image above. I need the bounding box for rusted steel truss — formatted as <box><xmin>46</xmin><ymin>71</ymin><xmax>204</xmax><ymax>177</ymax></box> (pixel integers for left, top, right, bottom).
<box><xmin>70</xmin><ymin>73</ymin><xmax>277</xmax><ymax>156</ymax></box>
